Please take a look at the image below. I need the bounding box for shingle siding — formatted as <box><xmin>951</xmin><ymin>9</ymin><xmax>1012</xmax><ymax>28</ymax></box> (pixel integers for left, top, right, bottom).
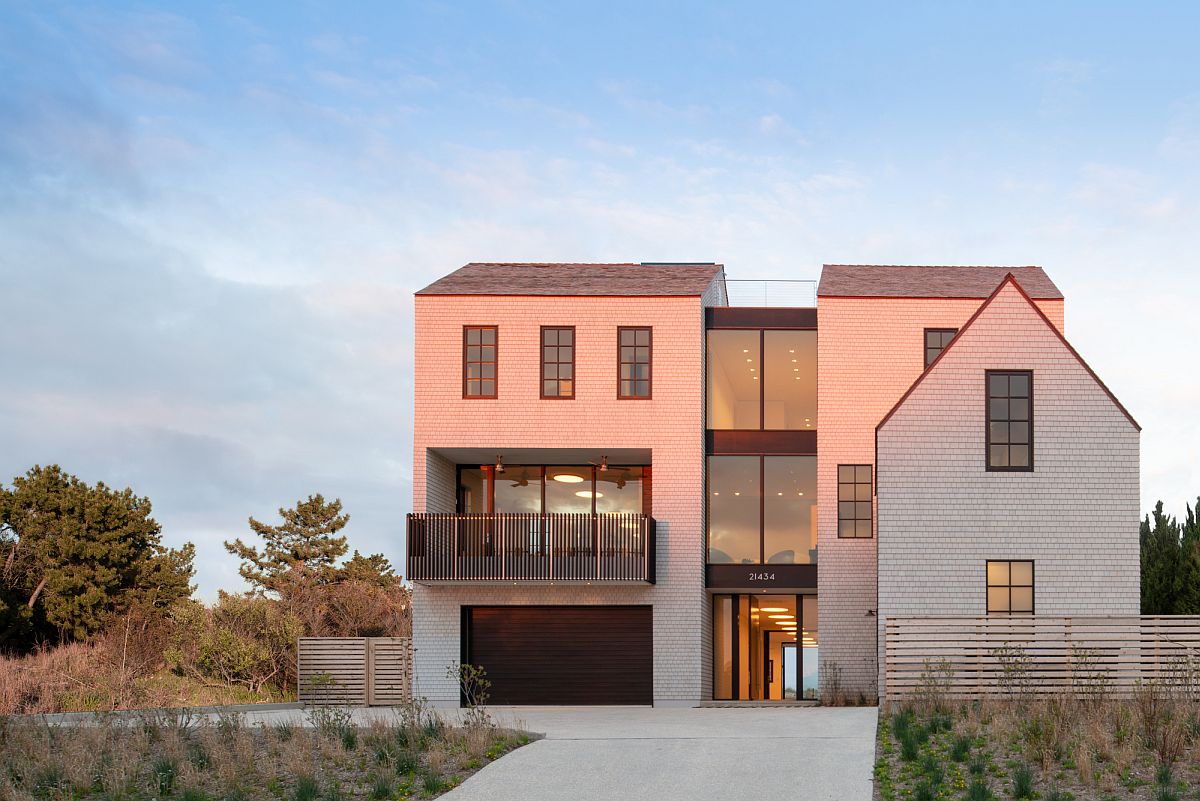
<box><xmin>411</xmin><ymin>294</ymin><xmax>707</xmax><ymax>705</ymax></box>
<box><xmin>875</xmin><ymin>283</ymin><xmax>1139</xmax><ymax>699</ymax></box>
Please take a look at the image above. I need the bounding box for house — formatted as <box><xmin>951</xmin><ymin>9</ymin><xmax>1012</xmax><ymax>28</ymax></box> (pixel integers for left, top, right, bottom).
<box><xmin>408</xmin><ymin>262</ymin><xmax>1139</xmax><ymax>706</ymax></box>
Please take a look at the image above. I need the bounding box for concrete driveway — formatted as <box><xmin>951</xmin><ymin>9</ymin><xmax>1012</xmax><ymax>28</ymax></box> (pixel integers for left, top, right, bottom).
<box><xmin>444</xmin><ymin>706</ymin><xmax>878</xmax><ymax>801</ymax></box>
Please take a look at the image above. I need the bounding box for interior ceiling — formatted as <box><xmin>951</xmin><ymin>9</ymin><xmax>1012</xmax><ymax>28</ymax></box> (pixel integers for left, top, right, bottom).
<box><xmin>433</xmin><ymin>447</ymin><xmax>652</xmax><ymax>466</ymax></box>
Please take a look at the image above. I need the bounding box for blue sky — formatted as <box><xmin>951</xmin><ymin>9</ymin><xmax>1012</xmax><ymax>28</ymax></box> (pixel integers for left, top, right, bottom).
<box><xmin>2</xmin><ymin>2</ymin><xmax>1198</xmax><ymax>598</ymax></box>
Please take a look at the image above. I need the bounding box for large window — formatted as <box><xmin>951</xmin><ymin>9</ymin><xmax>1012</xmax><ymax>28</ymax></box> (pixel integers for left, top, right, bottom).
<box><xmin>987</xmin><ymin>560</ymin><xmax>1034</xmax><ymax>614</ymax></box>
<box><xmin>462</xmin><ymin>326</ymin><xmax>497</xmax><ymax>398</ymax></box>
<box><xmin>707</xmin><ymin>329</ymin><xmax>816</xmax><ymax>430</ymax></box>
<box><xmin>707</xmin><ymin>455</ymin><xmax>817</xmax><ymax>564</ymax></box>
<box><xmin>541</xmin><ymin>327</ymin><xmax>575</xmax><ymax>399</ymax></box>
<box><xmin>456</xmin><ymin>465</ymin><xmax>644</xmax><ymax>515</ymax></box>
<box><xmin>986</xmin><ymin>370</ymin><xmax>1033</xmax><ymax>471</ymax></box>
<box><xmin>924</xmin><ymin>328</ymin><xmax>957</xmax><ymax>368</ymax></box>
<box><xmin>837</xmin><ymin>465</ymin><xmax>873</xmax><ymax>538</ymax></box>
<box><xmin>618</xmin><ymin>327</ymin><xmax>652</xmax><ymax>398</ymax></box>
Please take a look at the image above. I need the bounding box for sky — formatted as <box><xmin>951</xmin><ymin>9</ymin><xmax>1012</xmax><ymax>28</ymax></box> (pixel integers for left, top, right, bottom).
<box><xmin>2</xmin><ymin>1</ymin><xmax>1198</xmax><ymax>599</ymax></box>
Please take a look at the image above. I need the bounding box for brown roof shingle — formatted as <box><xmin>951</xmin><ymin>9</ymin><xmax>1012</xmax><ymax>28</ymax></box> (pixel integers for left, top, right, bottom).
<box><xmin>817</xmin><ymin>264</ymin><xmax>1063</xmax><ymax>300</ymax></box>
<box><xmin>416</xmin><ymin>262</ymin><xmax>725</xmax><ymax>297</ymax></box>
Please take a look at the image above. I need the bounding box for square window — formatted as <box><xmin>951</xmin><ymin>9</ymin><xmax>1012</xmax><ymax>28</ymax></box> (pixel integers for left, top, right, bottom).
<box><xmin>987</xmin><ymin>560</ymin><xmax>1034</xmax><ymax>615</ymax></box>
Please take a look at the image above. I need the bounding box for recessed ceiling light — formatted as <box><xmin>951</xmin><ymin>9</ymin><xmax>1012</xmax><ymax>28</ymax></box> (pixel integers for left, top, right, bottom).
<box><xmin>733</xmin><ymin>491</ymin><xmax>740</xmax><ymax>496</ymax></box>
<box><xmin>777</xmin><ymin>492</ymin><xmax>783</xmax><ymax>496</ymax></box>
<box><xmin>768</xmin><ymin>614</ymin><xmax>795</xmax><ymax>620</ymax></box>
<box><xmin>758</xmin><ymin>607</ymin><xmax>787</xmax><ymax>612</ymax></box>
<box><xmin>575</xmin><ymin>490</ymin><xmax>604</xmax><ymax>498</ymax></box>
<box><xmin>789</xmin><ymin>349</ymin><xmax>794</xmax><ymax>353</ymax></box>
<box><xmin>552</xmin><ymin>474</ymin><xmax>585</xmax><ymax>484</ymax></box>
<box><xmin>743</xmin><ymin>349</ymin><xmax>749</xmax><ymax>353</ymax></box>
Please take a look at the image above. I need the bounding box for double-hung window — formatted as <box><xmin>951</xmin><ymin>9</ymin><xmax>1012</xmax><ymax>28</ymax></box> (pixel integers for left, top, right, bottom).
<box><xmin>618</xmin><ymin>327</ymin><xmax>652</xmax><ymax>398</ymax></box>
<box><xmin>541</xmin><ymin>327</ymin><xmax>575</xmax><ymax>399</ymax></box>
<box><xmin>837</xmin><ymin>464</ymin><xmax>873</xmax><ymax>538</ymax></box>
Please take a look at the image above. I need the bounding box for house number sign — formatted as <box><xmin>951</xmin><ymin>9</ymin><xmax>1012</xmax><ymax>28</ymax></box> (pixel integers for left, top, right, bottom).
<box><xmin>747</xmin><ymin>572</ymin><xmax>776</xmax><ymax>581</ymax></box>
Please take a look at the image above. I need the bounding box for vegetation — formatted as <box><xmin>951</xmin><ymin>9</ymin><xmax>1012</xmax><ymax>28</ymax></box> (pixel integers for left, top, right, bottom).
<box><xmin>0</xmin><ymin>467</ymin><xmax>409</xmax><ymax>714</ymax></box>
<box><xmin>0</xmin><ymin>699</ymin><xmax>528</xmax><ymax>800</ymax></box>
<box><xmin>1140</xmin><ymin>498</ymin><xmax>1200</xmax><ymax>614</ymax></box>
<box><xmin>876</xmin><ymin>677</ymin><xmax>1200</xmax><ymax>801</ymax></box>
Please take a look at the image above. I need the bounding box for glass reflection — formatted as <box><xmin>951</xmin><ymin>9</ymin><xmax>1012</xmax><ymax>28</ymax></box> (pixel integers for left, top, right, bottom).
<box><xmin>764</xmin><ymin>330</ymin><xmax>816</xmax><ymax>430</ymax></box>
<box><xmin>707</xmin><ymin>456</ymin><xmax>760</xmax><ymax>564</ymax></box>
<box><xmin>764</xmin><ymin>456</ymin><xmax>817</xmax><ymax>564</ymax></box>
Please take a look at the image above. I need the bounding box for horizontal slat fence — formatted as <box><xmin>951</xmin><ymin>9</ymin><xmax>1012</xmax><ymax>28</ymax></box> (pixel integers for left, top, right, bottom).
<box><xmin>298</xmin><ymin>637</ymin><xmax>411</xmax><ymax>706</ymax></box>
<box><xmin>885</xmin><ymin>616</ymin><xmax>1200</xmax><ymax>701</ymax></box>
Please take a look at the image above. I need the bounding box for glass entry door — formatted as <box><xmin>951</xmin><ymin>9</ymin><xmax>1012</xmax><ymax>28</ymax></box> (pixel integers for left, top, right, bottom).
<box><xmin>712</xmin><ymin>593</ymin><xmax>818</xmax><ymax>701</ymax></box>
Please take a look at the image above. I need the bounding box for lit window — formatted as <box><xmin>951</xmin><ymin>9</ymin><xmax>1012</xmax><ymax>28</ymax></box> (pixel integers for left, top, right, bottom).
<box><xmin>986</xmin><ymin>560</ymin><xmax>1034</xmax><ymax>614</ymax></box>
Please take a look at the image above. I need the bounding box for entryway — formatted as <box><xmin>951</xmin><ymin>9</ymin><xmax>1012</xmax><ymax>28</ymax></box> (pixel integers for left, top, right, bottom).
<box><xmin>712</xmin><ymin>593</ymin><xmax>818</xmax><ymax>701</ymax></box>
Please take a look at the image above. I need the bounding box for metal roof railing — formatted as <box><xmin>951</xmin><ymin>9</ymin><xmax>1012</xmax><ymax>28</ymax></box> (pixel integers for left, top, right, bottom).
<box><xmin>723</xmin><ymin>279</ymin><xmax>817</xmax><ymax>307</ymax></box>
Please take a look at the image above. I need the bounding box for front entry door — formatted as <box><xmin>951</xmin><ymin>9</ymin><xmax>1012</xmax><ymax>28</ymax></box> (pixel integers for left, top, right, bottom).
<box><xmin>712</xmin><ymin>593</ymin><xmax>818</xmax><ymax>701</ymax></box>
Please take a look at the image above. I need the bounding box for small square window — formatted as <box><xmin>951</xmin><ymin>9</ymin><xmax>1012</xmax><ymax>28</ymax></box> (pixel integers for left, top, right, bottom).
<box><xmin>986</xmin><ymin>559</ymin><xmax>1034</xmax><ymax>615</ymax></box>
<box><xmin>924</xmin><ymin>328</ymin><xmax>958</xmax><ymax>368</ymax></box>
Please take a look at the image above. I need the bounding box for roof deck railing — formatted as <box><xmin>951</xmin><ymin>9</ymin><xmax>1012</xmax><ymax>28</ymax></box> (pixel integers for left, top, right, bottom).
<box><xmin>723</xmin><ymin>279</ymin><xmax>817</xmax><ymax>308</ymax></box>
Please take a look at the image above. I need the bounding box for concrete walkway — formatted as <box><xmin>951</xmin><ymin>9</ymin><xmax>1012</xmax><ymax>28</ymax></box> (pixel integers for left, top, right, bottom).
<box><xmin>444</xmin><ymin>706</ymin><xmax>878</xmax><ymax>801</ymax></box>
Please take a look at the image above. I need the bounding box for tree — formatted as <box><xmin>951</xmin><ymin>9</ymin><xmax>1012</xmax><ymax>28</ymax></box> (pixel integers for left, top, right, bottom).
<box><xmin>340</xmin><ymin>550</ymin><xmax>400</xmax><ymax>589</ymax></box>
<box><xmin>1178</xmin><ymin>499</ymin><xmax>1200</xmax><ymax>614</ymax></box>
<box><xmin>0</xmin><ymin>465</ymin><xmax>195</xmax><ymax>648</ymax></box>
<box><xmin>224</xmin><ymin>494</ymin><xmax>349</xmax><ymax>597</ymax></box>
<box><xmin>1141</xmin><ymin>501</ymin><xmax>1184</xmax><ymax>615</ymax></box>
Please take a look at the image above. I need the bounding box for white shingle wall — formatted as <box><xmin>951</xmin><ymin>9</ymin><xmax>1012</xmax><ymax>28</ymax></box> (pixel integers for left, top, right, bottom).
<box><xmin>875</xmin><ymin>284</ymin><xmax>1140</xmax><ymax>698</ymax></box>
<box><xmin>411</xmin><ymin>293</ymin><xmax>708</xmax><ymax>705</ymax></box>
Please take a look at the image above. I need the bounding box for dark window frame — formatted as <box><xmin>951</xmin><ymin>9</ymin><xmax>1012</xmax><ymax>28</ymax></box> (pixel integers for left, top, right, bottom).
<box><xmin>985</xmin><ymin>370</ymin><xmax>1034</xmax><ymax>472</ymax></box>
<box><xmin>455</xmin><ymin>463</ymin><xmax>649</xmax><ymax>516</ymax></box>
<box><xmin>617</xmin><ymin>326</ymin><xmax>653</xmax><ymax>400</ymax></box>
<box><xmin>836</xmin><ymin>464</ymin><xmax>873</xmax><ymax>539</ymax></box>
<box><xmin>923</xmin><ymin>328</ymin><xmax>958</xmax><ymax>368</ymax></box>
<box><xmin>462</xmin><ymin>325</ymin><xmax>498</xmax><ymax>399</ymax></box>
<box><xmin>985</xmin><ymin>559</ymin><xmax>1035</xmax><ymax>615</ymax></box>
<box><xmin>540</xmin><ymin>326</ymin><xmax>576</xmax><ymax>400</ymax></box>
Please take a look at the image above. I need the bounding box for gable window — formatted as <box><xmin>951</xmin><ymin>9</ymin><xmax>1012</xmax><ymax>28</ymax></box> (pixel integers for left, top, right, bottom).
<box><xmin>986</xmin><ymin>560</ymin><xmax>1034</xmax><ymax>614</ymax></box>
<box><xmin>541</xmin><ymin>327</ymin><xmax>575</xmax><ymax>399</ymax></box>
<box><xmin>836</xmin><ymin>464</ymin><xmax>873</xmax><ymax>538</ymax></box>
<box><xmin>463</xmin><ymin>326</ymin><xmax>497</xmax><ymax>398</ymax></box>
<box><xmin>986</xmin><ymin>370</ymin><xmax>1033</xmax><ymax>470</ymax></box>
<box><xmin>618</xmin><ymin>327</ymin><xmax>652</xmax><ymax>398</ymax></box>
<box><xmin>924</xmin><ymin>328</ymin><xmax>958</xmax><ymax>368</ymax></box>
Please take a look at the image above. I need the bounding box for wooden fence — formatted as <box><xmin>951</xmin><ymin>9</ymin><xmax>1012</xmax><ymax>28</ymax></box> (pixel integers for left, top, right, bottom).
<box><xmin>884</xmin><ymin>616</ymin><xmax>1200</xmax><ymax>700</ymax></box>
<box><xmin>297</xmin><ymin>637</ymin><xmax>412</xmax><ymax>706</ymax></box>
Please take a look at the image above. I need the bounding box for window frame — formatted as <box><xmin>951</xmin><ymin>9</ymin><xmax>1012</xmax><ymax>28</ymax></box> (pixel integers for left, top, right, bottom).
<box><xmin>985</xmin><ymin>369</ymin><xmax>1034</xmax><ymax>472</ymax></box>
<box><xmin>462</xmin><ymin>325</ymin><xmax>498</xmax><ymax>399</ymax></box>
<box><xmin>985</xmin><ymin>559</ymin><xmax>1035</xmax><ymax>615</ymax></box>
<box><xmin>923</xmin><ymin>328</ymin><xmax>958</xmax><ymax>369</ymax></box>
<box><xmin>617</xmin><ymin>326</ymin><xmax>653</xmax><ymax>400</ymax></box>
<box><xmin>539</xmin><ymin>325</ymin><xmax>576</xmax><ymax>400</ymax></box>
<box><xmin>836</xmin><ymin>464</ymin><xmax>873</xmax><ymax>539</ymax></box>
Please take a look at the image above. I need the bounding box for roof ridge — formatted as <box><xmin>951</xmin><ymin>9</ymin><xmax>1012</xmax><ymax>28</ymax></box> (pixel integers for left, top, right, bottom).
<box><xmin>876</xmin><ymin>274</ymin><xmax>1139</xmax><ymax>432</ymax></box>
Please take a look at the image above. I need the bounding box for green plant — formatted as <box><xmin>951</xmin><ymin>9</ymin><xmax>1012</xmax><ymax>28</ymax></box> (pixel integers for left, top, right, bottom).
<box><xmin>966</xmin><ymin>778</ymin><xmax>993</xmax><ymax>801</ymax></box>
<box><xmin>394</xmin><ymin>749</ymin><xmax>420</xmax><ymax>775</ymax></box>
<box><xmin>913</xmin><ymin>780</ymin><xmax>936</xmax><ymax>801</ymax></box>
<box><xmin>307</xmin><ymin>705</ymin><xmax>353</xmax><ymax>739</ymax></box>
<box><xmin>1159</xmin><ymin>763</ymin><xmax>1175</xmax><ymax>787</ymax></box>
<box><xmin>951</xmin><ymin>734</ymin><xmax>973</xmax><ymax>762</ymax></box>
<box><xmin>293</xmin><ymin>775</ymin><xmax>319</xmax><ymax>801</ymax></box>
<box><xmin>1011</xmin><ymin>763</ymin><xmax>1034</xmax><ymax>799</ymax></box>
<box><xmin>188</xmin><ymin>743</ymin><xmax>211</xmax><ymax>769</ymax></box>
<box><xmin>899</xmin><ymin>729</ymin><xmax>921</xmax><ymax>761</ymax></box>
<box><xmin>274</xmin><ymin>720</ymin><xmax>296</xmax><ymax>741</ymax></box>
<box><xmin>341</xmin><ymin>726</ymin><xmax>358</xmax><ymax>751</ymax></box>
<box><xmin>181</xmin><ymin>789</ymin><xmax>211</xmax><ymax>801</ymax></box>
<box><xmin>369</xmin><ymin>772</ymin><xmax>394</xmax><ymax>800</ymax></box>
<box><xmin>320</xmin><ymin>783</ymin><xmax>344</xmax><ymax>801</ymax></box>
<box><xmin>153</xmin><ymin>756</ymin><xmax>178</xmax><ymax>795</ymax></box>
<box><xmin>919</xmin><ymin>753</ymin><xmax>945</xmax><ymax>786</ymax></box>
<box><xmin>1156</xmin><ymin>787</ymin><xmax>1181</xmax><ymax>801</ymax></box>
<box><xmin>422</xmin><ymin>771</ymin><xmax>447</xmax><ymax>795</ymax></box>
<box><xmin>969</xmin><ymin>753</ymin><xmax>988</xmax><ymax>776</ymax></box>
<box><xmin>1044</xmin><ymin>787</ymin><xmax>1072</xmax><ymax>801</ymax></box>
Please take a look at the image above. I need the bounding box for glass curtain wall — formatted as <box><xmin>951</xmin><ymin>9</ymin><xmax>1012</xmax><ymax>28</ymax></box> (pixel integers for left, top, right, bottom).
<box><xmin>707</xmin><ymin>329</ymin><xmax>816</xmax><ymax>430</ymax></box>
<box><xmin>711</xmin><ymin>594</ymin><xmax>817</xmax><ymax>701</ymax></box>
<box><xmin>458</xmin><ymin>465</ymin><xmax>644</xmax><ymax>515</ymax></box>
<box><xmin>708</xmin><ymin>455</ymin><xmax>817</xmax><ymax>565</ymax></box>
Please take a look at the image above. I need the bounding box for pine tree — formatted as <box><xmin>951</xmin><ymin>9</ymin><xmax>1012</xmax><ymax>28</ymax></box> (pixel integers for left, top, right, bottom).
<box><xmin>340</xmin><ymin>550</ymin><xmax>400</xmax><ymax>589</ymax></box>
<box><xmin>1178</xmin><ymin>499</ymin><xmax>1200</xmax><ymax>615</ymax></box>
<box><xmin>1140</xmin><ymin>501</ymin><xmax>1183</xmax><ymax>614</ymax></box>
<box><xmin>224</xmin><ymin>494</ymin><xmax>350</xmax><ymax>597</ymax></box>
<box><xmin>0</xmin><ymin>465</ymin><xmax>195</xmax><ymax>647</ymax></box>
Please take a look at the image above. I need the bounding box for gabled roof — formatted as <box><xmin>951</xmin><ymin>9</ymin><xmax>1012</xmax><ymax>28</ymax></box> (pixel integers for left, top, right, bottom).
<box><xmin>818</xmin><ymin>264</ymin><xmax>1063</xmax><ymax>300</ymax></box>
<box><xmin>416</xmin><ymin>262</ymin><xmax>725</xmax><ymax>297</ymax></box>
<box><xmin>877</xmin><ymin>274</ymin><xmax>1139</xmax><ymax>431</ymax></box>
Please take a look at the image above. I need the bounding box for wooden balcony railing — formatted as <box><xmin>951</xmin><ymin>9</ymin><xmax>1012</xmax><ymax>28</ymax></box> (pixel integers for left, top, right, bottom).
<box><xmin>406</xmin><ymin>513</ymin><xmax>655</xmax><ymax>584</ymax></box>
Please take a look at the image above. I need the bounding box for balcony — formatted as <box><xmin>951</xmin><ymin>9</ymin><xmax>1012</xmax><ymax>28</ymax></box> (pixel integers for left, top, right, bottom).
<box><xmin>406</xmin><ymin>513</ymin><xmax>656</xmax><ymax>584</ymax></box>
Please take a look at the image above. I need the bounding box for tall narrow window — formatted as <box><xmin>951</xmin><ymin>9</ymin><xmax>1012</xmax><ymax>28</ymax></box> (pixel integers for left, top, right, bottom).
<box><xmin>986</xmin><ymin>560</ymin><xmax>1034</xmax><ymax>614</ymax></box>
<box><xmin>618</xmin><ymin>327</ymin><xmax>652</xmax><ymax>398</ymax></box>
<box><xmin>986</xmin><ymin>370</ymin><xmax>1033</xmax><ymax>470</ymax></box>
<box><xmin>924</xmin><ymin>328</ymin><xmax>958</xmax><ymax>368</ymax></box>
<box><xmin>463</xmin><ymin>326</ymin><xmax>497</xmax><ymax>398</ymax></box>
<box><xmin>837</xmin><ymin>465</ymin><xmax>872</xmax><ymax>538</ymax></box>
<box><xmin>541</xmin><ymin>327</ymin><xmax>575</xmax><ymax>399</ymax></box>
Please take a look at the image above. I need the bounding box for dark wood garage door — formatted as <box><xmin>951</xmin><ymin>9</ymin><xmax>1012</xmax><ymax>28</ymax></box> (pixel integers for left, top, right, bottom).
<box><xmin>465</xmin><ymin>606</ymin><xmax>652</xmax><ymax>705</ymax></box>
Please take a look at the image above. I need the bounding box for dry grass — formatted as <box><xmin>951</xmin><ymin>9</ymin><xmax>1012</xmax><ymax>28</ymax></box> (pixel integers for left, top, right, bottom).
<box><xmin>875</xmin><ymin>688</ymin><xmax>1200</xmax><ymax>801</ymax></box>
<box><xmin>0</xmin><ymin>705</ymin><xmax>528</xmax><ymax>800</ymax></box>
<box><xmin>0</xmin><ymin>643</ymin><xmax>288</xmax><ymax>715</ymax></box>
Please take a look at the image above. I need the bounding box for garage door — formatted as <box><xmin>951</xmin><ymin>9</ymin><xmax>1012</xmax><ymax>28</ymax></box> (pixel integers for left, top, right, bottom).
<box><xmin>466</xmin><ymin>606</ymin><xmax>652</xmax><ymax>705</ymax></box>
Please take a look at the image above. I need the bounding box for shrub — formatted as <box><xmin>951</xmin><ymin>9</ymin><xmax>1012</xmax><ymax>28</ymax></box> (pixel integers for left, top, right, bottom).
<box><xmin>152</xmin><ymin>756</ymin><xmax>178</xmax><ymax>795</ymax></box>
<box><xmin>1011</xmin><ymin>763</ymin><xmax>1035</xmax><ymax>799</ymax></box>
<box><xmin>369</xmin><ymin>772</ymin><xmax>393</xmax><ymax>800</ymax></box>
<box><xmin>293</xmin><ymin>775</ymin><xmax>318</xmax><ymax>801</ymax></box>
<box><xmin>951</xmin><ymin>734</ymin><xmax>973</xmax><ymax>762</ymax></box>
<box><xmin>966</xmin><ymin>778</ymin><xmax>993</xmax><ymax>801</ymax></box>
